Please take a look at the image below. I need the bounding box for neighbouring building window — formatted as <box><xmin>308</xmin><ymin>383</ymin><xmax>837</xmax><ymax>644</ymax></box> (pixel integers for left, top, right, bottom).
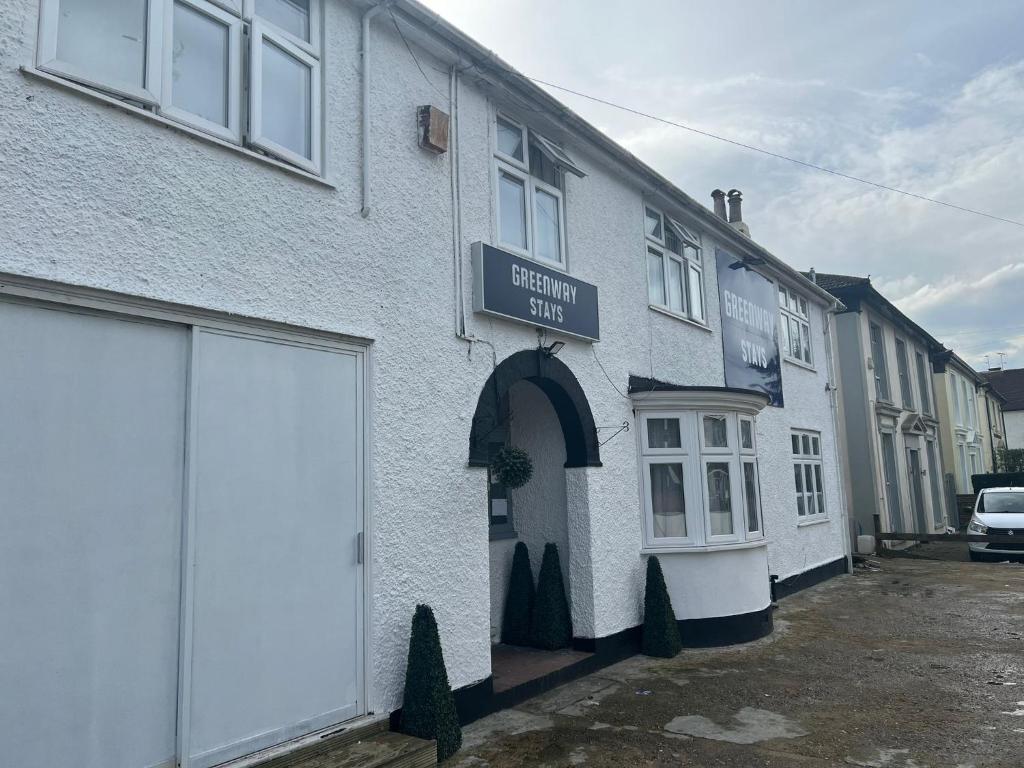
<box><xmin>957</xmin><ymin>442</ymin><xmax>969</xmax><ymax>489</ymax></box>
<box><xmin>779</xmin><ymin>285</ymin><xmax>812</xmax><ymax>365</ymax></box>
<box><xmin>37</xmin><ymin>0</ymin><xmax>324</xmax><ymax>173</ymax></box>
<box><xmin>895</xmin><ymin>338</ymin><xmax>914</xmax><ymax>410</ymax></box>
<box><xmin>951</xmin><ymin>373</ymin><xmax>962</xmax><ymax>425</ymax></box>
<box><xmin>792</xmin><ymin>429</ymin><xmax>826</xmax><ymax>519</ymax></box>
<box><xmin>494</xmin><ymin>113</ymin><xmax>584</xmax><ymax>266</ymax></box>
<box><xmin>869</xmin><ymin>323</ymin><xmax>891</xmax><ymax>402</ymax></box>
<box><xmin>644</xmin><ymin>206</ymin><xmax>705</xmax><ymax>323</ymax></box>
<box><xmin>638</xmin><ymin>409</ymin><xmax>762</xmax><ymax>548</ymax></box>
<box><xmin>915</xmin><ymin>351</ymin><xmax>932</xmax><ymax>415</ymax></box>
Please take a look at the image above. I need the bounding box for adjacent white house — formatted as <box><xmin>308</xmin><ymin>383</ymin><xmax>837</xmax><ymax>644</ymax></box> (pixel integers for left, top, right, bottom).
<box><xmin>813</xmin><ymin>275</ymin><xmax>950</xmax><ymax>542</ymax></box>
<box><xmin>0</xmin><ymin>1</ymin><xmax>850</xmax><ymax>767</ymax></box>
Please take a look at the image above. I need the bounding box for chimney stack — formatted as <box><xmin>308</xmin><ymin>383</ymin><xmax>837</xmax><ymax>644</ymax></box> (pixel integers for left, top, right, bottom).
<box><xmin>711</xmin><ymin>189</ymin><xmax>727</xmax><ymax>221</ymax></box>
<box><xmin>809</xmin><ymin>267</ymin><xmax>817</xmax><ymax>284</ymax></box>
<box><xmin>726</xmin><ymin>189</ymin><xmax>750</xmax><ymax>237</ymax></box>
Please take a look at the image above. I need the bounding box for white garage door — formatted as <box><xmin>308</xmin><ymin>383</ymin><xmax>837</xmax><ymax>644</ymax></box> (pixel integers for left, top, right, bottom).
<box><xmin>0</xmin><ymin>301</ymin><xmax>188</xmax><ymax>768</ymax></box>
<box><xmin>0</xmin><ymin>300</ymin><xmax>365</xmax><ymax>768</ymax></box>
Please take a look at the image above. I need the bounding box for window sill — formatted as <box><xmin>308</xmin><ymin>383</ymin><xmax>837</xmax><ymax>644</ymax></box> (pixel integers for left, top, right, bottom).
<box><xmin>493</xmin><ymin>241</ymin><xmax>568</xmax><ymax>273</ymax></box>
<box><xmin>641</xmin><ymin>539</ymin><xmax>767</xmax><ymax>555</ymax></box>
<box><xmin>648</xmin><ymin>304</ymin><xmax>712</xmax><ymax>332</ymax></box>
<box><xmin>797</xmin><ymin>516</ymin><xmax>830</xmax><ymax>528</ymax></box>
<box><xmin>20</xmin><ymin>65</ymin><xmax>336</xmax><ymax>189</ymax></box>
<box><xmin>783</xmin><ymin>356</ymin><xmax>816</xmax><ymax>373</ymax></box>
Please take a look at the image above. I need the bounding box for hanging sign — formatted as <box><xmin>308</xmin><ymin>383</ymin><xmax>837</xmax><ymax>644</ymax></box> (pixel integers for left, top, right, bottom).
<box><xmin>716</xmin><ymin>249</ymin><xmax>784</xmax><ymax>406</ymax></box>
<box><xmin>472</xmin><ymin>242</ymin><xmax>600</xmax><ymax>341</ymax></box>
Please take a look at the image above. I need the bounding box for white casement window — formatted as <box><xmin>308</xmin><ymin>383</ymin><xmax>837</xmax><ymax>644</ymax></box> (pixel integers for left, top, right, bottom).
<box><xmin>792</xmin><ymin>429</ymin><xmax>826</xmax><ymax>520</ymax></box>
<box><xmin>644</xmin><ymin>206</ymin><xmax>705</xmax><ymax>324</ymax></box>
<box><xmin>638</xmin><ymin>410</ymin><xmax>762</xmax><ymax>548</ymax></box>
<box><xmin>37</xmin><ymin>0</ymin><xmax>323</xmax><ymax>173</ymax></box>
<box><xmin>895</xmin><ymin>338</ymin><xmax>914</xmax><ymax>410</ymax></box>
<box><xmin>870</xmin><ymin>322</ymin><xmax>891</xmax><ymax>402</ymax></box>
<box><xmin>951</xmin><ymin>373</ymin><xmax>962</xmax><ymax>425</ymax></box>
<box><xmin>493</xmin><ymin>113</ymin><xmax>584</xmax><ymax>267</ymax></box>
<box><xmin>778</xmin><ymin>285</ymin><xmax>812</xmax><ymax>365</ymax></box>
<box><xmin>915</xmin><ymin>351</ymin><xmax>932</xmax><ymax>415</ymax></box>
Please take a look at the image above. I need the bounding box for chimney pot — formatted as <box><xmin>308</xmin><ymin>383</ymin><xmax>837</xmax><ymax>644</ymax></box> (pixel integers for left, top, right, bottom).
<box><xmin>711</xmin><ymin>189</ymin><xmax>727</xmax><ymax>220</ymax></box>
<box><xmin>727</xmin><ymin>189</ymin><xmax>743</xmax><ymax>223</ymax></box>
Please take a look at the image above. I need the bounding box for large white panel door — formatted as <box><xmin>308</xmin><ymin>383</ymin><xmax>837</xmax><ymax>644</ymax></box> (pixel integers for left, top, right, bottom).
<box><xmin>184</xmin><ymin>329</ymin><xmax>363</xmax><ymax>768</ymax></box>
<box><xmin>0</xmin><ymin>300</ymin><xmax>188</xmax><ymax>768</ymax></box>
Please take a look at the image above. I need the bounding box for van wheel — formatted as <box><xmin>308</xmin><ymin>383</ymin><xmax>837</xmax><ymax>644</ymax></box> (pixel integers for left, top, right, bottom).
<box><xmin>969</xmin><ymin>551</ymin><xmax>989</xmax><ymax>563</ymax></box>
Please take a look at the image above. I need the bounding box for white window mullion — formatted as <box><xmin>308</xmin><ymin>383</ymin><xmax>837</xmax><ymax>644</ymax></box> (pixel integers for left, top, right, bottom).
<box><xmin>160</xmin><ymin>0</ymin><xmax>242</xmax><ymax>143</ymax></box>
<box><xmin>249</xmin><ymin>20</ymin><xmax>321</xmax><ymax>173</ymax></box>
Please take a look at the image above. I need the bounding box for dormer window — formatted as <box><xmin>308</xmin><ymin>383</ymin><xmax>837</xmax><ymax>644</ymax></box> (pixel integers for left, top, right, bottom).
<box><xmin>493</xmin><ymin>113</ymin><xmax>584</xmax><ymax>267</ymax></box>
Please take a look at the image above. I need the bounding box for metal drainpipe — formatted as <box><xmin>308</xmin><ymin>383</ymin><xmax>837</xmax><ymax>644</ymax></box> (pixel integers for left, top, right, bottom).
<box><xmin>360</xmin><ymin>3</ymin><xmax>388</xmax><ymax>218</ymax></box>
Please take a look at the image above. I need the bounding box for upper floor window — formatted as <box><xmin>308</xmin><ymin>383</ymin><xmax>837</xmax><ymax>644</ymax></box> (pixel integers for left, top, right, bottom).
<box><xmin>638</xmin><ymin>410</ymin><xmax>762</xmax><ymax>548</ymax></box>
<box><xmin>494</xmin><ymin>113</ymin><xmax>584</xmax><ymax>267</ymax></box>
<box><xmin>792</xmin><ymin>429</ymin><xmax>826</xmax><ymax>520</ymax></box>
<box><xmin>778</xmin><ymin>285</ymin><xmax>812</xmax><ymax>365</ymax></box>
<box><xmin>895</xmin><ymin>338</ymin><xmax>913</xmax><ymax>410</ymax></box>
<box><xmin>951</xmin><ymin>372</ymin><xmax>962</xmax><ymax>425</ymax></box>
<box><xmin>37</xmin><ymin>0</ymin><xmax>323</xmax><ymax>173</ymax></box>
<box><xmin>869</xmin><ymin>322</ymin><xmax>891</xmax><ymax>402</ymax></box>
<box><xmin>915</xmin><ymin>351</ymin><xmax>932</xmax><ymax>415</ymax></box>
<box><xmin>644</xmin><ymin>206</ymin><xmax>705</xmax><ymax>323</ymax></box>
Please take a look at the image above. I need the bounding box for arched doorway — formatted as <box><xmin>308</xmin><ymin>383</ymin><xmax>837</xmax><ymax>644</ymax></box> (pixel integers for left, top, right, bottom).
<box><xmin>468</xmin><ymin>349</ymin><xmax>601</xmax><ymax>688</ymax></box>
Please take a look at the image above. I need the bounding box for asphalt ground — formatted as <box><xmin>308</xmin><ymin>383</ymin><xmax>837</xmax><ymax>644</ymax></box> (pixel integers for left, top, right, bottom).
<box><xmin>454</xmin><ymin>553</ymin><xmax>1024</xmax><ymax>767</ymax></box>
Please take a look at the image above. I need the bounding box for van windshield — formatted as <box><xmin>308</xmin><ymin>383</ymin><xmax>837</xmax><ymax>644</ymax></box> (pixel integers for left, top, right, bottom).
<box><xmin>979</xmin><ymin>492</ymin><xmax>1024</xmax><ymax>514</ymax></box>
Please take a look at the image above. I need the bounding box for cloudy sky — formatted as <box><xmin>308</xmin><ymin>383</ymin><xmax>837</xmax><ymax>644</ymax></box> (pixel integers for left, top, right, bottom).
<box><xmin>421</xmin><ymin>0</ymin><xmax>1024</xmax><ymax>370</ymax></box>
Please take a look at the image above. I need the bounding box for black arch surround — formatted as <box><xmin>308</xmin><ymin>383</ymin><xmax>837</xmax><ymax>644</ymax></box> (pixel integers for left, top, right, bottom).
<box><xmin>468</xmin><ymin>349</ymin><xmax>602</xmax><ymax>469</ymax></box>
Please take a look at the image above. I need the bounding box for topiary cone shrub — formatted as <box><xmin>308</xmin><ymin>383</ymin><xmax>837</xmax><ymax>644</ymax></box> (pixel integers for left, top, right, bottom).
<box><xmin>531</xmin><ymin>543</ymin><xmax>572</xmax><ymax>650</ymax></box>
<box><xmin>501</xmin><ymin>541</ymin><xmax>535</xmax><ymax>646</ymax></box>
<box><xmin>642</xmin><ymin>555</ymin><xmax>682</xmax><ymax>658</ymax></box>
<box><xmin>399</xmin><ymin>604</ymin><xmax>462</xmax><ymax>762</ymax></box>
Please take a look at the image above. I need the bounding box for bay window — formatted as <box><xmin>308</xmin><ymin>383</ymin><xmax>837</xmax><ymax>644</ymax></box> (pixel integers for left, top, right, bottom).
<box><xmin>644</xmin><ymin>206</ymin><xmax>705</xmax><ymax>323</ymax></box>
<box><xmin>493</xmin><ymin>113</ymin><xmax>584</xmax><ymax>267</ymax></box>
<box><xmin>779</xmin><ymin>285</ymin><xmax>812</xmax><ymax>365</ymax></box>
<box><xmin>37</xmin><ymin>0</ymin><xmax>323</xmax><ymax>173</ymax></box>
<box><xmin>792</xmin><ymin>429</ymin><xmax>826</xmax><ymax>520</ymax></box>
<box><xmin>637</xmin><ymin>403</ymin><xmax>765</xmax><ymax>549</ymax></box>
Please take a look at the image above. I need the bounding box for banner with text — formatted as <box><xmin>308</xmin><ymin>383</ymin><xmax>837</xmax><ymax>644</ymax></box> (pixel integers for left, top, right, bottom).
<box><xmin>716</xmin><ymin>249</ymin><xmax>783</xmax><ymax>406</ymax></box>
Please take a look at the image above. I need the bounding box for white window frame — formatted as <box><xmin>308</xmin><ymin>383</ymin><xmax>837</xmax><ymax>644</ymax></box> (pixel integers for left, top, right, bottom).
<box><xmin>249</xmin><ymin>20</ymin><xmax>322</xmax><ymax>174</ymax></box>
<box><xmin>699</xmin><ymin>412</ymin><xmax>732</xmax><ymax>455</ymax></box>
<box><xmin>779</xmin><ymin>284</ymin><xmax>812</xmax><ymax>367</ymax></box>
<box><xmin>492</xmin><ymin>112</ymin><xmax>568</xmax><ymax>269</ymax></box>
<box><xmin>915</xmin><ymin>351</ymin><xmax>932</xmax><ymax>416</ymax></box>
<box><xmin>792</xmin><ymin>428</ymin><xmax>826</xmax><ymax>520</ymax></box>
<box><xmin>869</xmin><ymin>322</ymin><xmax>891</xmax><ymax>403</ymax></box>
<box><xmin>37</xmin><ymin>0</ymin><xmax>164</xmax><ymax>105</ymax></box>
<box><xmin>243</xmin><ymin>0</ymin><xmax>321</xmax><ymax>56</ymax></box>
<box><xmin>702</xmin><ymin>456</ymin><xmax>742</xmax><ymax>545</ymax></box>
<box><xmin>895</xmin><ymin>337</ymin><xmax>914</xmax><ymax>410</ymax></box>
<box><xmin>638</xmin><ymin>409</ymin><xmax>762</xmax><ymax>549</ymax></box>
<box><xmin>161</xmin><ymin>0</ymin><xmax>243</xmax><ymax>143</ymax></box>
<box><xmin>644</xmin><ymin>205</ymin><xmax>705</xmax><ymax>324</ymax></box>
<box><xmin>741</xmin><ymin>457</ymin><xmax>763</xmax><ymax>537</ymax></box>
<box><xmin>641</xmin><ymin>456</ymin><xmax>697</xmax><ymax>547</ymax></box>
<box><xmin>36</xmin><ymin>0</ymin><xmax>324</xmax><ymax>174</ymax></box>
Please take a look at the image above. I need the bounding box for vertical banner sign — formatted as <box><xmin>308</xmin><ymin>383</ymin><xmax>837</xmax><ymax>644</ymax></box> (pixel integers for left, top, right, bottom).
<box><xmin>716</xmin><ymin>249</ymin><xmax>784</xmax><ymax>406</ymax></box>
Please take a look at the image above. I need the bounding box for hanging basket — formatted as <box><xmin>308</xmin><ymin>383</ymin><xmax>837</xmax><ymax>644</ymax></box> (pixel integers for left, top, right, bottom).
<box><xmin>491</xmin><ymin>446</ymin><xmax>534</xmax><ymax>489</ymax></box>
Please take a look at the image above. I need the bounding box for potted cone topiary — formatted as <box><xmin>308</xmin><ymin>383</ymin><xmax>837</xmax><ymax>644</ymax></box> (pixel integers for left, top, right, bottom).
<box><xmin>531</xmin><ymin>543</ymin><xmax>572</xmax><ymax>650</ymax></box>
<box><xmin>641</xmin><ymin>556</ymin><xmax>682</xmax><ymax>658</ymax></box>
<box><xmin>399</xmin><ymin>604</ymin><xmax>462</xmax><ymax>762</ymax></box>
<box><xmin>501</xmin><ymin>541</ymin><xmax>535</xmax><ymax>646</ymax></box>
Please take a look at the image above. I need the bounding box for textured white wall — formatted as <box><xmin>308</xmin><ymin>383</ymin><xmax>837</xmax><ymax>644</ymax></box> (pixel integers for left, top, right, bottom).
<box><xmin>759</xmin><ymin>299</ymin><xmax>848</xmax><ymax>580</ymax></box>
<box><xmin>660</xmin><ymin>546</ymin><xmax>771</xmax><ymax>619</ymax></box>
<box><xmin>0</xmin><ymin>0</ymin><xmax>847</xmax><ymax>719</ymax></box>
